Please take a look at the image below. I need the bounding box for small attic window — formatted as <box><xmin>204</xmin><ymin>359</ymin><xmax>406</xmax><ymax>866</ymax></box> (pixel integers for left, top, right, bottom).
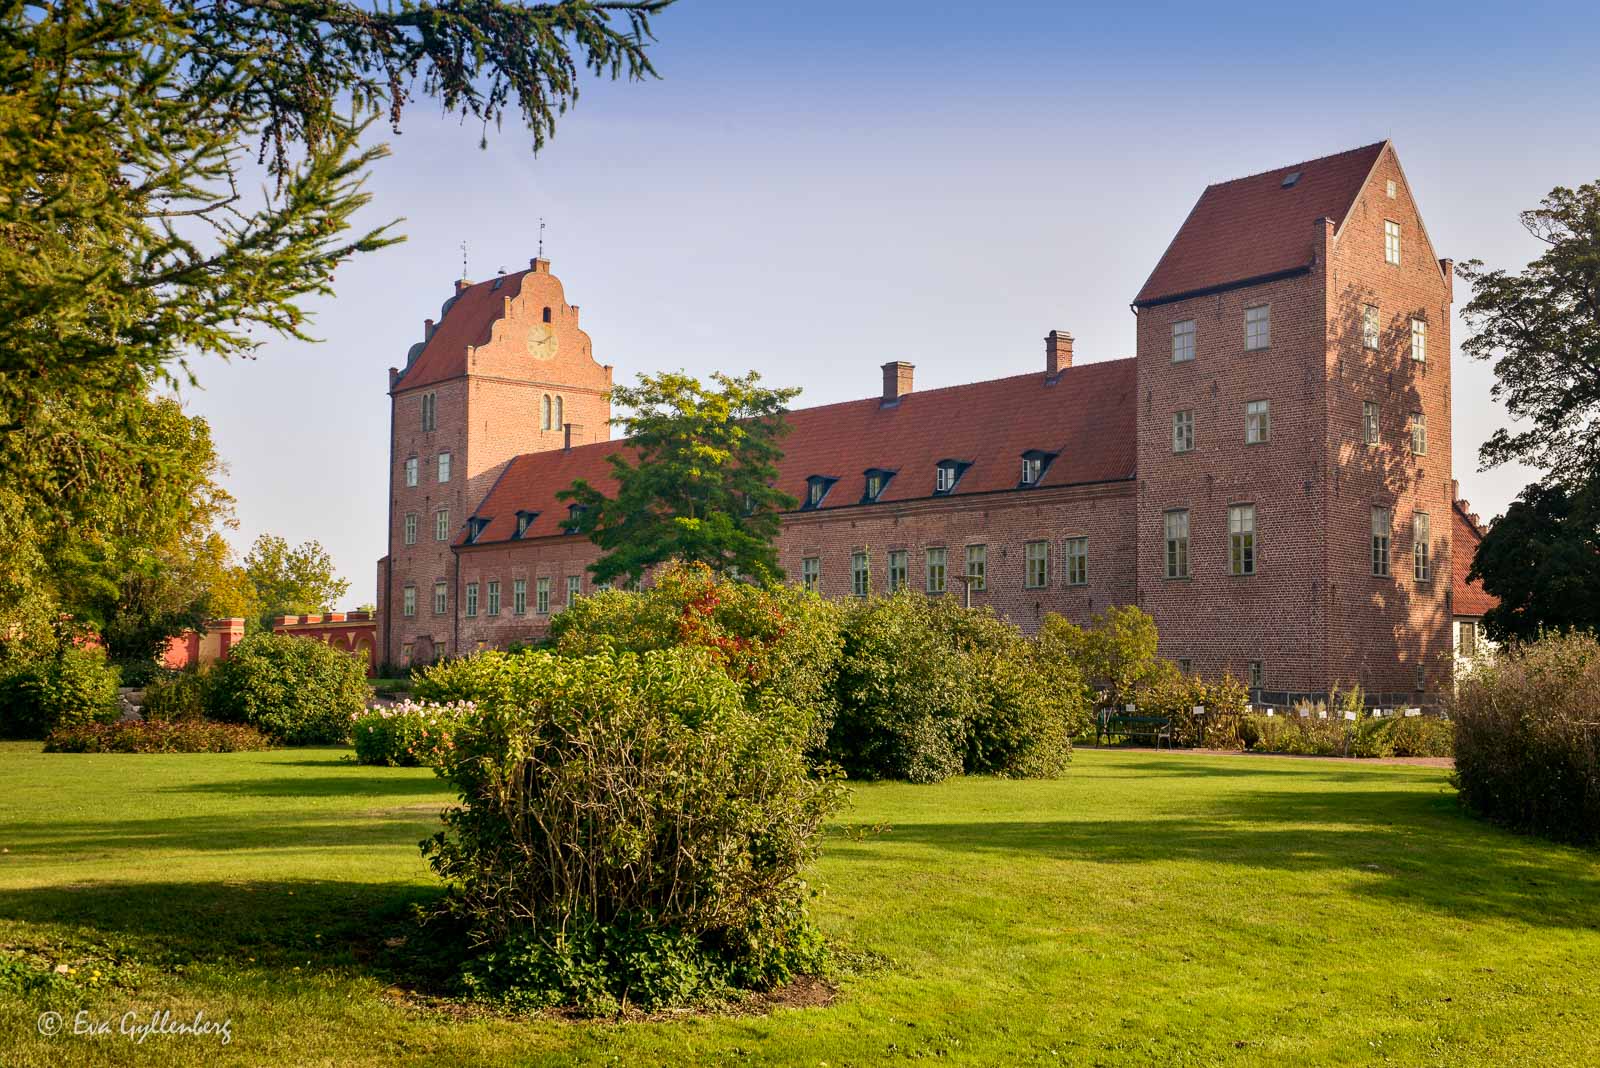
<box><xmin>803</xmin><ymin>475</ymin><xmax>838</xmax><ymax>510</ymax></box>
<box><xmin>563</xmin><ymin>503</ymin><xmax>588</xmax><ymax>534</ymax></box>
<box><xmin>862</xmin><ymin>468</ymin><xmax>895</xmax><ymax>504</ymax></box>
<box><xmin>542</xmin><ymin>306</ymin><xmax>552</xmax><ymax>323</ymax></box>
<box><xmin>1281</xmin><ymin>171</ymin><xmax>1301</xmax><ymax>189</ymax></box>
<box><xmin>466</xmin><ymin>516</ymin><xmax>492</xmax><ymax>543</ymax></box>
<box><xmin>514</xmin><ymin>510</ymin><xmax>538</xmax><ymax>538</ymax></box>
<box><xmin>1019</xmin><ymin>450</ymin><xmax>1057</xmax><ymax>487</ymax></box>
<box><xmin>934</xmin><ymin>460</ymin><xmax>971</xmax><ymax>495</ymax></box>
<box><xmin>1386</xmin><ymin>179</ymin><xmax>1396</xmax><ymax>199</ymax></box>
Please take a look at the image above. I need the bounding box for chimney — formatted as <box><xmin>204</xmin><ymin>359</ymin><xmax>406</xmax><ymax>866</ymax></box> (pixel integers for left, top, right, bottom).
<box><xmin>455</xmin><ymin>278</ymin><xmax>474</xmax><ymax>294</ymax></box>
<box><xmin>881</xmin><ymin>361</ymin><xmax>914</xmax><ymax>405</ymax></box>
<box><xmin>564</xmin><ymin>423</ymin><xmax>583</xmax><ymax>451</ymax></box>
<box><xmin>423</xmin><ymin>317</ymin><xmax>435</xmax><ymax>341</ymax></box>
<box><xmin>530</xmin><ymin>257</ymin><xmax>551</xmax><ymax>273</ymax></box>
<box><xmin>1045</xmin><ymin>330</ymin><xmax>1074</xmax><ymax>375</ymax></box>
<box><xmin>1451</xmin><ymin>479</ymin><xmax>1460</xmax><ymax>503</ymax></box>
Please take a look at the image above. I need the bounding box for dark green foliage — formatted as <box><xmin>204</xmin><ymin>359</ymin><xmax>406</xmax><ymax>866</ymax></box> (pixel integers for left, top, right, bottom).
<box><xmin>206</xmin><ymin>632</ymin><xmax>366</xmax><ymax>744</ymax></box>
<box><xmin>1132</xmin><ymin>671</ymin><xmax>1251</xmax><ymax>748</ymax></box>
<box><xmin>140</xmin><ymin>669</ymin><xmax>212</xmax><ymax>722</ymax></box>
<box><xmin>1468</xmin><ymin>480</ymin><xmax>1600</xmax><ymax>643</ymax></box>
<box><xmin>0</xmin><ymin>646</ymin><xmax>120</xmax><ymax>740</ymax></box>
<box><xmin>420</xmin><ymin>648</ymin><xmax>844</xmax><ymax>1012</ymax></box>
<box><xmin>43</xmin><ymin>719</ymin><xmax>271</xmax><ymax>753</ymax></box>
<box><xmin>1453</xmin><ymin>632</ymin><xmax>1600</xmax><ymax>845</ymax></box>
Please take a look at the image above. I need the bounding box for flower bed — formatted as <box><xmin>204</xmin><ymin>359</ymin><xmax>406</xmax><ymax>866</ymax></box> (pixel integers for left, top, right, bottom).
<box><xmin>350</xmin><ymin>699</ymin><xmax>473</xmax><ymax>767</ymax></box>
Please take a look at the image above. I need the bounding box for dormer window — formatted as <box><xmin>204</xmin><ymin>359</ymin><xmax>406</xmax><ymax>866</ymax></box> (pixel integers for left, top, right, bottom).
<box><xmin>514</xmin><ymin>510</ymin><xmax>538</xmax><ymax>538</ymax></box>
<box><xmin>466</xmin><ymin>516</ymin><xmax>491</xmax><ymax>544</ymax></box>
<box><xmin>934</xmin><ymin>460</ymin><xmax>970</xmax><ymax>495</ymax></box>
<box><xmin>1019</xmin><ymin>450</ymin><xmax>1056</xmax><ymax>487</ymax></box>
<box><xmin>564</xmin><ymin>503</ymin><xmax>587</xmax><ymax>534</ymax></box>
<box><xmin>862</xmin><ymin>468</ymin><xmax>895</xmax><ymax>504</ymax></box>
<box><xmin>803</xmin><ymin>475</ymin><xmax>838</xmax><ymax>510</ymax></box>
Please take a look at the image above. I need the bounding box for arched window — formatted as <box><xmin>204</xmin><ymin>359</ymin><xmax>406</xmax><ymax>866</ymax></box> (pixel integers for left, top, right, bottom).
<box><xmin>553</xmin><ymin>395</ymin><xmax>564</xmax><ymax>430</ymax></box>
<box><xmin>542</xmin><ymin>306</ymin><xmax>552</xmax><ymax>323</ymax></box>
<box><xmin>540</xmin><ymin>394</ymin><xmax>552</xmax><ymax>430</ymax></box>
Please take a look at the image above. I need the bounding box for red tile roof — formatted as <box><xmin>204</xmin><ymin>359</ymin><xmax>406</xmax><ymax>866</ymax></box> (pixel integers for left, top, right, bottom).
<box><xmin>462</xmin><ymin>358</ymin><xmax>1138</xmax><ymax>545</ymax></box>
<box><xmin>1451</xmin><ymin>501</ymin><xmax>1497</xmax><ymax>618</ymax></box>
<box><xmin>393</xmin><ymin>269</ymin><xmax>533</xmax><ymax>392</ymax></box>
<box><xmin>1133</xmin><ymin>142</ymin><xmax>1387</xmax><ymax>307</ymax></box>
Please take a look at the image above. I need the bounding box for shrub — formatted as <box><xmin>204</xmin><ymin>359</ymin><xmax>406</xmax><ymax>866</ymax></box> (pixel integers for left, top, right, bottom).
<box><xmin>421</xmin><ymin>647</ymin><xmax>844</xmax><ymax>1012</ymax></box>
<box><xmin>1453</xmin><ymin>631</ymin><xmax>1600</xmax><ymax>845</ymax></box>
<box><xmin>141</xmin><ymin>669</ymin><xmax>211</xmax><ymax>722</ymax></box>
<box><xmin>43</xmin><ymin>720</ymin><xmax>272</xmax><ymax>753</ymax></box>
<box><xmin>206</xmin><ymin>632</ymin><xmax>366</xmax><ymax>744</ymax></box>
<box><xmin>0</xmin><ymin>646</ymin><xmax>120</xmax><ymax>740</ymax></box>
<box><xmin>1131</xmin><ymin>671</ymin><xmax>1250</xmax><ymax>748</ymax></box>
<box><xmin>1037</xmin><ymin>605</ymin><xmax>1168</xmax><ymax>710</ymax></box>
<box><xmin>1387</xmin><ymin>716</ymin><xmax>1455</xmax><ymax>758</ymax></box>
<box><xmin>351</xmin><ymin>699</ymin><xmax>473</xmax><ymax>766</ymax></box>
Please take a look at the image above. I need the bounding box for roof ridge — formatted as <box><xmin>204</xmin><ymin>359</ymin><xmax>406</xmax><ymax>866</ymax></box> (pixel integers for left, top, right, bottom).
<box><xmin>1203</xmin><ymin>140</ymin><xmax>1387</xmax><ymax>191</ymax></box>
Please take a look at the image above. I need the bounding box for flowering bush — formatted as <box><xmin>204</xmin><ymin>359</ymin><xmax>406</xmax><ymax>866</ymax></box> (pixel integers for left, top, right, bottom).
<box><xmin>351</xmin><ymin>699</ymin><xmax>473</xmax><ymax>767</ymax></box>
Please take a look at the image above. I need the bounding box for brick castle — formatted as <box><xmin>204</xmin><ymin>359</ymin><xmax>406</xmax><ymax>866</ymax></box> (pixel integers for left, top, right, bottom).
<box><xmin>375</xmin><ymin>141</ymin><xmax>1495</xmax><ymax>704</ymax></box>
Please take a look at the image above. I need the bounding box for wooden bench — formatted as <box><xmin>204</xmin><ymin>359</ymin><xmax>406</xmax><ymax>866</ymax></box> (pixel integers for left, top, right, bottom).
<box><xmin>1096</xmin><ymin>708</ymin><xmax>1174</xmax><ymax>749</ymax></box>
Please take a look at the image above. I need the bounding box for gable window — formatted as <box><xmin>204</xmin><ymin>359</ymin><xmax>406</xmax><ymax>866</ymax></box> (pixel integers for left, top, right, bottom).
<box><xmin>514</xmin><ymin>510</ymin><xmax>537</xmax><ymax>538</ymax></box>
<box><xmin>1172</xmin><ymin>319</ymin><xmax>1196</xmax><ymax>363</ymax></box>
<box><xmin>536</xmin><ymin>577</ymin><xmax>550</xmax><ymax>614</ymax></box>
<box><xmin>965</xmin><ymin>544</ymin><xmax>987</xmax><ymax>592</ymax></box>
<box><xmin>1384</xmin><ymin>220</ymin><xmax>1402</xmax><ymax>265</ymax></box>
<box><xmin>801</xmin><ymin>556</ymin><xmax>820</xmax><ymax>592</ymax></box>
<box><xmin>433</xmin><ymin>582</ymin><xmax>447</xmax><ymax>615</ymax></box>
<box><xmin>404</xmin><ymin>457</ymin><xmax>419</xmax><ymax>487</ymax></box>
<box><xmin>1172</xmin><ymin>410</ymin><xmax>1194</xmax><ymax>453</ymax></box>
<box><xmin>883</xmin><ymin>550</ymin><xmax>907</xmax><ymax>592</ymax></box>
<box><xmin>437</xmin><ymin>452</ymin><xmax>452</xmax><ymax>483</ymax></box>
<box><xmin>1362</xmin><ymin>305</ymin><xmax>1380</xmax><ymax>350</ymax></box>
<box><xmin>862</xmin><ymin>468</ymin><xmax>894</xmax><ymax>504</ymax></box>
<box><xmin>540</xmin><ymin>395</ymin><xmax>552</xmax><ymax>430</ymax></box>
<box><xmin>1362</xmin><ymin>402</ymin><xmax>1380</xmax><ymax>446</ymax></box>
<box><xmin>486</xmin><ymin>580</ymin><xmax>501</xmax><ymax>616</ymax></box>
<box><xmin>924</xmin><ymin>548</ymin><xmax>946</xmax><ymax>594</ymax></box>
<box><xmin>404</xmin><ymin>513</ymin><xmax>418</xmax><ymax>546</ymax></box>
<box><xmin>1245</xmin><ymin>305</ymin><xmax>1271</xmax><ymax>351</ymax></box>
<box><xmin>1372</xmin><ymin>507</ymin><xmax>1391</xmax><ymax>577</ymax></box>
<box><xmin>851</xmin><ymin>552</ymin><xmax>869</xmax><ymax>597</ymax></box>
<box><xmin>421</xmin><ymin>391</ymin><xmax>437</xmax><ymax>432</ymax></box>
<box><xmin>465</xmin><ymin>582</ymin><xmax>479</xmax><ymax>618</ymax></box>
<box><xmin>1020</xmin><ymin>450</ymin><xmax>1055</xmax><ymax>487</ymax></box>
<box><xmin>1229</xmin><ymin>504</ymin><xmax>1256</xmax><ymax>576</ymax></box>
<box><xmin>804</xmin><ymin>475</ymin><xmax>837</xmax><ymax>510</ymax></box>
<box><xmin>934</xmin><ymin>460</ymin><xmax>969</xmax><ymax>495</ymax></box>
<box><xmin>1164</xmin><ymin>510</ymin><xmax>1190</xmax><ymax>579</ymax></box>
<box><xmin>566</xmin><ymin>575</ymin><xmax>581</xmax><ymax>607</ymax></box>
<box><xmin>1411</xmin><ymin>318</ymin><xmax>1427</xmax><ymax>363</ymax></box>
<box><xmin>402</xmin><ymin>585</ymin><xmax>416</xmax><ymax>617</ymax></box>
<box><xmin>1413</xmin><ymin>512</ymin><xmax>1431</xmax><ymax>582</ymax></box>
<box><xmin>434</xmin><ymin>509</ymin><xmax>450</xmax><ymax>542</ymax></box>
<box><xmin>1024</xmin><ymin>540</ymin><xmax>1049</xmax><ymax>589</ymax></box>
<box><xmin>542</xmin><ymin>306</ymin><xmax>552</xmax><ymax>323</ymax></box>
<box><xmin>1065</xmin><ymin>536</ymin><xmax>1088</xmax><ymax>586</ymax></box>
<box><xmin>1386</xmin><ymin>179</ymin><xmax>1397</xmax><ymax>199</ymax></box>
<box><xmin>553</xmin><ymin>395</ymin><xmax>563</xmax><ymax>430</ymax></box>
<box><xmin>1410</xmin><ymin>412</ymin><xmax>1427</xmax><ymax>455</ymax></box>
<box><xmin>1245</xmin><ymin>400</ymin><xmax>1271</xmax><ymax>444</ymax></box>
<box><xmin>513</xmin><ymin>578</ymin><xmax>527</xmax><ymax>615</ymax></box>
<box><xmin>466</xmin><ymin>516</ymin><xmax>490</xmax><ymax>543</ymax></box>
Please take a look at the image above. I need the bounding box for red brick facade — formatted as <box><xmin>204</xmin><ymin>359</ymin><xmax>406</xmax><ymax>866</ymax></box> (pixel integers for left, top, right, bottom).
<box><xmin>376</xmin><ymin>142</ymin><xmax>1482</xmax><ymax>702</ymax></box>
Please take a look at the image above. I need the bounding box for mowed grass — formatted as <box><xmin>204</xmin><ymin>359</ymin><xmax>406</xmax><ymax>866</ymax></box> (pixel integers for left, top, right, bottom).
<box><xmin>2</xmin><ymin>744</ymin><xmax>1598</xmax><ymax>1066</ymax></box>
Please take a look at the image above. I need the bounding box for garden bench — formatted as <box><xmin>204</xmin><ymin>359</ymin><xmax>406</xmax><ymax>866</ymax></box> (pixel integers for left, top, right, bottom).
<box><xmin>1096</xmin><ymin>708</ymin><xmax>1174</xmax><ymax>749</ymax></box>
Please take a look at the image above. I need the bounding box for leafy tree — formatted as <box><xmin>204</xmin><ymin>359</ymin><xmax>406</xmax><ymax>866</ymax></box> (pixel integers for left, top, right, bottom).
<box><xmin>1036</xmin><ymin>604</ymin><xmax>1170</xmax><ymax>708</ymax></box>
<box><xmin>1467</xmin><ymin>480</ymin><xmax>1600</xmax><ymax>643</ymax></box>
<box><xmin>560</xmin><ymin>372</ymin><xmax>800</xmax><ymax>585</ymax></box>
<box><xmin>242</xmin><ymin>534</ymin><xmax>350</xmax><ymax>630</ymax></box>
<box><xmin>1458</xmin><ymin>182</ymin><xmax>1600</xmax><ymax>481</ymax></box>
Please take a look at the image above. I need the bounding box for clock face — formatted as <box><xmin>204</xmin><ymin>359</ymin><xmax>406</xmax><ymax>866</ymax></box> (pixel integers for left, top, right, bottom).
<box><xmin>526</xmin><ymin>323</ymin><xmax>559</xmax><ymax>361</ymax></box>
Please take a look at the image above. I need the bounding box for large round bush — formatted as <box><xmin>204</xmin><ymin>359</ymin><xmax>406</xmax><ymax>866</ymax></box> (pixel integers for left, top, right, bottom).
<box><xmin>0</xmin><ymin>645</ymin><xmax>121</xmax><ymax>740</ymax></box>
<box><xmin>419</xmin><ymin>647</ymin><xmax>845</xmax><ymax>1012</ymax></box>
<box><xmin>207</xmin><ymin>632</ymin><xmax>366</xmax><ymax>744</ymax></box>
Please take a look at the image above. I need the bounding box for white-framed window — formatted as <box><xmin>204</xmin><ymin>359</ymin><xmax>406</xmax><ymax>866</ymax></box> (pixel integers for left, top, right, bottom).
<box><xmin>807</xmin><ymin>479</ymin><xmax>827</xmax><ymax>507</ymax></box>
<box><xmin>437</xmin><ymin>452</ymin><xmax>451</xmax><ymax>483</ymax></box>
<box><xmin>801</xmin><ymin>557</ymin><xmax>820</xmax><ymax>592</ymax></box>
<box><xmin>1172</xmin><ymin>410</ymin><xmax>1194</xmax><ymax>453</ymax></box>
<box><xmin>1362</xmin><ymin>402</ymin><xmax>1380</xmax><ymax>446</ymax></box>
<box><xmin>1372</xmin><ymin>507</ymin><xmax>1391</xmax><ymax>577</ymax></box>
<box><xmin>1384</xmin><ymin>220</ymin><xmax>1401</xmax><ymax>265</ymax></box>
<box><xmin>1172</xmin><ymin>319</ymin><xmax>1196</xmax><ymax>363</ymax></box>
<box><xmin>536</xmin><ymin>576</ymin><xmax>551</xmax><ymax>614</ymax></box>
<box><xmin>965</xmin><ymin>544</ymin><xmax>986</xmax><ymax>592</ymax></box>
<box><xmin>1229</xmin><ymin>504</ymin><xmax>1256</xmax><ymax>576</ymax></box>
<box><xmin>1065</xmin><ymin>536</ymin><xmax>1088</xmax><ymax>586</ymax></box>
<box><xmin>465</xmin><ymin>582</ymin><xmax>478</xmax><ymax>618</ymax></box>
<box><xmin>1164</xmin><ymin>511</ymin><xmax>1190</xmax><ymax>579</ymax></box>
<box><xmin>404</xmin><ymin>512</ymin><xmax>418</xmax><ymax>545</ymax></box>
<box><xmin>1411</xmin><ymin>412</ymin><xmax>1427</xmax><ymax>455</ymax></box>
<box><xmin>1021</xmin><ymin>455</ymin><xmax>1044</xmax><ymax>485</ymax></box>
<box><xmin>1458</xmin><ymin>620</ymin><xmax>1478</xmax><ymax>656</ymax></box>
<box><xmin>1411</xmin><ymin>318</ymin><xmax>1427</xmax><ymax>363</ymax></box>
<box><xmin>515</xmin><ymin>512</ymin><xmax>534</xmax><ymax>538</ymax></box>
<box><xmin>1386</xmin><ymin>179</ymin><xmax>1396</xmax><ymax>199</ymax></box>
<box><xmin>1024</xmin><ymin>540</ymin><xmax>1048</xmax><ymax>589</ymax></box>
<box><xmin>888</xmin><ymin>550</ymin><xmax>908</xmax><ymax>592</ymax></box>
<box><xmin>486</xmin><ymin>580</ymin><xmax>501</xmax><ymax>616</ymax></box>
<box><xmin>404</xmin><ymin>457</ymin><xmax>418</xmax><ymax>487</ymax></box>
<box><xmin>513</xmin><ymin>578</ymin><xmax>527</xmax><ymax>615</ymax></box>
<box><xmin>435</xmin><ymin>509</ymin><xmax>450</xmax><ymax>541</ymax></box>
<box><xmin>1245</xmin><ymin>305</ymin><xmax>1271</xmax><ymax>351</ymax></box>
<box><xmin>851</xmin><ymin>551</ymin><xmax>869</xmax><ymax>598</ymax></box>
<box><xmin>1362</xmin><ymin>304</ymin><xmax>1380</xmax><ymax>349</ymax></box>
<box><xmin>402</xmin><ymin>585</ymin><xmax>416</xmax><ymax>617</ymax></box>
<box><xmin>421</xmin><ymin>391</ymin><xmax>437</xmax><ymax>431</ymax></box>
<box><xmin>433</xmin><ymin>581</ymin><xmax>447</xmax><ymax>615</ymax></box>
<box><xmin>926</xmin><ymin>547</ymin><xmax>947</xmax><ymax>594</ymax></box>
<box><xmin>566</xmin><ymin>575</ymin><xmax>581</xmax><ymax>606</ymax></box>
<box><xmin>1245</xmin><ymin>400</ymin><xmax>1271</xmax><ymax>444</ymax></box>
<box><xmin>935</xmin><ymin>462</ymin><xmax>963</xmax><ymax>494</ymax></box>
<box><xmin>1413</xmin><ymin>512</ymin><xmax>1431</xmax><ymax>582</ymax></box>
<box><xmin>864</xmin><ymin>471</ymin><xmax>888</xmax><ymax>502</ymax></box>
<box><xmin>540</xmin><ymin>394</ymin><xmax>552</xmax><ymax>430</ymax></box>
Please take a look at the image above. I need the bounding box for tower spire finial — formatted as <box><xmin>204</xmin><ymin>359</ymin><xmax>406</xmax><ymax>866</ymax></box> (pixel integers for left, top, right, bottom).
<box><xmin>538</xmin><ymin>218</ymin><xmax>545</xmax><ymax>259</ymax></box>
<box><xmin>460</xmin><ymin>240</ymin><xmax>468</xmax><ymax>281</ymax></box>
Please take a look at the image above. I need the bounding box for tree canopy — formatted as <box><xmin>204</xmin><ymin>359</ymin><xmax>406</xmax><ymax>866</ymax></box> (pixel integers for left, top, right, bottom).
<box><xmin>560</xmin><ymin>372</ymin><xmax>800</xmax><ymax>585</ymax></box>
<box><xmin>1467</xmin><ymin>480</ymin><xmax>1600</xmax><ymax>643</ymax></box>
<box><xmin>241</xmin><ymin>534</ymin><xmax>351</xmax><ymax>632</ymax></box>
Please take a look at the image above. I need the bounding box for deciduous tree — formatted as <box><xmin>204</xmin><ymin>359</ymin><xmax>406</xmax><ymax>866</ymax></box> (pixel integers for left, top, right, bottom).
<box><xmin>1467</xmin><ymin>480</ymin><xmax>1600</xmax><ymax>643</ymax></box>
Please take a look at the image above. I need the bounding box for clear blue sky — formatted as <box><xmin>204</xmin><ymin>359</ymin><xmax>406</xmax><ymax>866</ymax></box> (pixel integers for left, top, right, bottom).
<box><xmin>180</xmin><ymin>0</ymin><xmax>1600</xmax><ymax>602</ymax></box>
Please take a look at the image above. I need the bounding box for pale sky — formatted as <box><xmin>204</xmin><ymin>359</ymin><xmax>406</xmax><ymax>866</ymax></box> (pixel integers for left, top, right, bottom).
<box><xmin>179</xmin><ymin>0</ymin><xmax>1600</xmax><ymax>602</ymax></box>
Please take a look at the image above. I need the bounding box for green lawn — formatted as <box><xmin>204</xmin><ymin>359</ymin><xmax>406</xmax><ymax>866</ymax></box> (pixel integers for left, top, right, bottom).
<box><xmin>2</xmin><ymin>744</ymin><xmax>1598</xmax><ymax>1066</ymax></box>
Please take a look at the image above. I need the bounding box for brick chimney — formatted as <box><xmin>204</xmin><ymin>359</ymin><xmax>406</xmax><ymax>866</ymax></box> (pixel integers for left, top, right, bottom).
<box><xmin>881</xmin><ymin>361</ymin><xmax>914</xmax><ymax>405</ymax></box>
<box><xmin>564</xmin><ymin>423</ymin><xmax>583</xmax><ymax>451</ymax></box>
<box><xmin>1045</xmin><ymin>330</ymin><xmax>1074</xmax><ymax>375</ymax></box>
<box><xmin>530</xmin><ymin>257</ymin><xmax>551</xmax><ymax>273</ymax></box>
<box><xmin>454</xmin><ymin>278</ymin><xmax>474</xmax><ymax>294</ymax></box>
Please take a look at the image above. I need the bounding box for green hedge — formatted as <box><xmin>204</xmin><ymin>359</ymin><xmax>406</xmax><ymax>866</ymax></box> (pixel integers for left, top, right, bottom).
<box><xmin>0</xmin><ymin>646</ymin><xmax>120</xmax><ymax>740</ymax></box>
<box><xmin>206</xmin><ymin>632</ymin><xmax>366</xmax><ymax>744</ymax></box>
<box><xmin>44</xmin><ymin>720</ymin><xmax>272</xmax><ymax>753</ymax></box>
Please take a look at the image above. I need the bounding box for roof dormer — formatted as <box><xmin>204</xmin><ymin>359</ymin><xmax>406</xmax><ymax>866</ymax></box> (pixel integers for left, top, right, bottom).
<box><xmin>803</xmin><ymin>475</ymin><xmax>838</xmax><ymax>511</ymax></box>
<box><xmin>513</xmin><ymin>510</ymin><xmax>539</xmax><ymax>539</ymax></box>
<box><xmin>862</xmin><ymin>468</ymin><xmax>895</xmax><ymax>504</ymax></box>
<box><xmin>1019</xmin><ymin>450</ymin><xmax>1057</xmax><ymax>488</ymax></box>
<box><xmin>934</xmin><ymin>459</ymin><xmax>971</xmax><ymax>496</ymax></box>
